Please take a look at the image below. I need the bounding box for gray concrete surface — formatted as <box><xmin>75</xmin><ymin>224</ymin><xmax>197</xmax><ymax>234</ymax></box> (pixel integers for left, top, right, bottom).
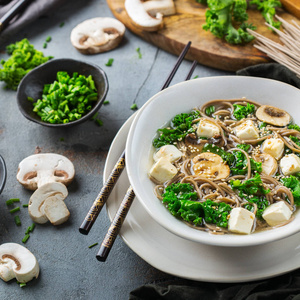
<box><xmin>0</xmin><ymin>0</ymin><xmax>231</xmax><ymax>299</ymax></box>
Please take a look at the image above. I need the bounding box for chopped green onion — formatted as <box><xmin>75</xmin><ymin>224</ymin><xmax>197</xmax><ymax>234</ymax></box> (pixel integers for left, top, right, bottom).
<box><xmin>45</xmin><ymin>36</ymin><xmax>52</xmax><ymax>43</ymax></box>
<box><xmin>25</xmin><ymin>223</ymin><xmax>36</xmax><ymax>234</ymax></box>
<box><xmin>22</xmin><ymin>234</ymin><xmax>30</xmax><ymax>244</ymax></box>
<box><xmin>136</xmin><ymin>47</ymin><xmax>142</xmax><ymax>59</ymax></box>
<box><xmin>22</xmin><ymin>204</ymin><xmax>28</xmax><ymax>208</ymax></box>
<box><xmin>14</xmin><ymin>216</ymin><xmax>21</xmax><ymax>226</ymax></box>
<box><xmin>59</xmin><ymin>137</ymin><xmax>65</xmax><ymax>141</ymax></box>
<box><xmin>95</xmin><ymin>119</ymin><xmax>103</xmax><ymax>126</ymax></box>
<box><xmin>193</xmin><ymin>75</ymin><xmax>199</xmax><ymax>79</ymax></box>
<box><xmin>130</xmin><ymin>103</ymin><xmax>138</xmax><ymax>110</ymax></box>
<box><xmin>10</xmin><ymin>207</ymin><xmax>20</xmax><ymax>214</ymax></box>
<box><xmin>27</xmin><ymin>97</ymin><xmax>34</xmax><ymax>102</ymax></box>
<box><xmin>43</xmin><ymin>42</ymin><xmax>47</xmax><ymax>49</ymax></box>
<box><xmin>19</xmin><ymin>283</ymin><xmax>26</xmax><ymax>288</ymax></box>
<box><xmin>105</xmin><ymin>58</ymin><xmax>114</xmax><ymax>67</ymax></box>
<box><xmin>103</xmin><ymin>100</ymin><xmax>110</xmax><ymax>105</ymax></box>
<box><xmin>59</xmin><ymin>22</ymin><xmax>65</xmax><ymax>27</ymax></box>
<box><xmin>6</xmin><ymin>198</ymin><xmax>20</xmax><ymax>206</ymax></box>
<box><xmin>88</xmin><ymin>243</ymin><xmax>98</xmax><ymax>248</ymax></box>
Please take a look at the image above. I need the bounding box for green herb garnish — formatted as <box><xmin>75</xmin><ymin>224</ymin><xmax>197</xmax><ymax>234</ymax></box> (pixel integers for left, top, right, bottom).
<box><xmin>105</xmin><ymin>58</ymin><xmax>114</xmax><ymax>66</ymax></box>
<box><xmin>59</xmin><ymin>22</ymin><xmax>65</xmax><ymax>28</ymax></box>
<box><xmin>153</xmin><ymin>110</ymin><xmax>201</xmax><ymax>148</ymax></box>
<box><xmin>30</xmin><ymin>71</ymin><xmax>98</xmax><ymax>124</ymax></box>
<box><xmin>233</xmin><ymin>103</ymin><xmax>255</xmax><ymax>120</ymax></box>
<box><xmin>88</xmin><ymin>243</ymin><xmax>99</xmax><ymax>248</ymax></box>
<box><xmin>45</xmin><ymin>36</ymin><xmax>52</xmax><ymax>43</ymax></box>
<box><xmin>14</xmin><ymin>215</ymin><xmax>21</xmax><ymax>226</ymax></box>
<box><xmin>10</xmin><ymin>207</ymin><xmax>20</xmax><ymax>214</ymax></box>
<box><xmin>22</xmin><ymin>234</ymin><xmax>30</xmax><ymax>244</ymax></box>
<box><xmin>136</xmin><ymin>47</ymin><xmax>142</xmax><ymax>59</ymax></box>
<box><xmin>130</xmin><ymin>103</ymin><xmax>138</xmax><ymax>110</ymax></box>
<box><xmin>202</xmin><ymin>143</ymin><xmax>235</xmax><ymax>165</ymax></box>
<box><xmin>103</xmin><ymin>100</ymin><xmax>110</xmax><ymax>105</ymax></box>
<box><xmin>0</xmin><ymin>38</ymin><xmax>52</xmax><ymax>90</ymax></box>
<box><xmin>6</xmin><ymin>198</ymin><xmax>20</xmax><ymax>206</ymax></box>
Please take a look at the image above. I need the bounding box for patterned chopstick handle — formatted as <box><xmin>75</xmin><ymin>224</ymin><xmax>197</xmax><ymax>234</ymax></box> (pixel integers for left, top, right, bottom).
<box><xmin>79</xmin><ymin>150</ymin><xmax>126</xmax><ymax>235</ymax></box>
<box><xmin>96</xmin><ymin>186</ymin><xmax>135</xmax><ymax>262</ymax></box>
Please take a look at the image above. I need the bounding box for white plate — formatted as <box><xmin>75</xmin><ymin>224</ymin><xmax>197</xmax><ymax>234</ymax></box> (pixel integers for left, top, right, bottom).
<box><xmin>105</xmin><ymin>114</ymin><xmax>300</xmax><ymax>283</ymax></box>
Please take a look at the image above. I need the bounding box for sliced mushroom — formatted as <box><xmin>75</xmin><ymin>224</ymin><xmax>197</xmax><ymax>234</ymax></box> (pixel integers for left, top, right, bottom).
<box><xmin>256</xmin><ymin>105</ymin><xmax>291</xmax><ymax>127</ymax></box>
<box><xmin>44</xmin><ymin>196</ymin><xmax>70</xmax><ymax>226</ymax></box>
<box><xmin>253</xmin><ymin>153</ymin><xmax>277</xmax><ymax>176</ymax></box>
<box><xmin>70</xmin><ymin>17</ymin><xmax>126</xmax><ymax>54</ymax></box>
<box><xmin>28</xmin><ymin>182</ymin><xmax>68</xmax><ymax>224</ymax></box>
<box><xmin>0</xmin><ymin>243</ymin><xmax>39</xmax><ymax>283</ymax></box>
<box><xmin>184</xmin><ymin>133</ymin><xmax>207</xmax><ymax>156</ymax></box>
<box><xmin>17</xmin><ymin>153</ymin><xmax>75</xmax><ymax>191</ymax></box>
<box><xmin>125</xmin><ymin>0</ymin><xmax>175</xmax><ymax>32</ymax></box>
<box><xmin>192</xmin><ymin>152</ymin><xmax>230</xmax><ymax>180</ymax></box>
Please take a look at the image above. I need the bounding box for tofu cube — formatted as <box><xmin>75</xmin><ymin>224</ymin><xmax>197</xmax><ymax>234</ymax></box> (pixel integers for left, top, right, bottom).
<box><xmin>262</xmin><ymin>201</ymin><xmax>292</xmax><ymax>226</ymax></box>
<box><xmin>196</xmin><ymin>119</ymin><xmax>220</xmax><ymax>139</ymax></box>
<box><xmin>149</xmin><ymin>157</ymin><xmax>177</xmax><ymax>183</ymax></box>
<box><xmin>44</xmin><ymin>196</ymin><xmax>70</xmax><ymax>225</ymax></box>
<box><xmin>262</xmin><ymin>138</ymin><xmax>284</xmax><ymax>160</ymax></box>
<box><xmin>228</xmin><ymin>207</ymin><xmax>255</xmax><ymax>235</ymax></box>
<box><xmin>153</xmin><ymin>145</ymin><xmax>183</xmax><ymax>163</ymax></box>
<box><xmin>280</xmin><ymin>154</ymin><xmax>300</xmax><ymax>176</ymax></box>
<box><xmin>234</xmin><ymin>120</ymin><xmax>259</xmax><ymax>140</ymax></box>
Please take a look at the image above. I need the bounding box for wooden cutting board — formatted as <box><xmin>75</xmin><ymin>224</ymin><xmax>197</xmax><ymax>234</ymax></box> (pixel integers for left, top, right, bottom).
<box><xmin>106</xmin><ymin>0</ymin><xmax>300</xmax><ymax>71</ymax></box>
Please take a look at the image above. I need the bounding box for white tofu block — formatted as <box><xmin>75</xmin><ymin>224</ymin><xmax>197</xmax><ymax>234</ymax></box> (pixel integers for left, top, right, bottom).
<box><xmin>44</xmin><ymin>196</ymin><xmax>70</xmax><ymax>225</ymax></box>
<box><xmin>196</xmin><ymin>119</ymin><xmax>220</xmax><ymax>139</ymax></box>
<box><xmin>280</xmin><ymin>154</ymin><xmax>300</xmax><ymax>176</ymax></box>
<box><xmin>228</xmin><ymin>207</ymin><xmax>255</xmax><ymax>235</ymax></box>
<box><xmin>262</xmin><ymin>201</ymin><xmax>292</xmax><ymax>226</ymax></box>
<box><xmin>262</xmin><ymin>138</ymin><xmax>284</xmax><ymax>160</ymax></box>
<box><xmin>234</xmin><ymin>120</ymin><xmax>259</xmax><ymax>140</ymax></box>
<box><xmin>149</xmin><ymin>157</ymin><xmax>177</xmax><ymax>183</ymax></box>
<box><xmin>153</xmin><ymin>145</ymin><xmax>183</xmax><ymax>163</ymax></box>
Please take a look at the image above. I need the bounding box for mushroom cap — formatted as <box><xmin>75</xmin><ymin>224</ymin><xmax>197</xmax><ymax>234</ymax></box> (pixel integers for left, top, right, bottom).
<box><xmin>0</xmin><ymin>243</ymin><xmax>39</xmax><ymax>283</ymax></box>
<box><xmin>28</xmin><ymin>182</ymin><xmax>68</xmax><ymax>224</ymax></box>
<box><xmin>125</xmin><ymin>0</ymin><xmax>175</xmax><ymax>32</ymax></box>
<box><xmin>255</xmin><ymin>105</ymin><xmax>291</xmax><ymax>127</ymax></box>
<box><xmin>253</xmin><ymin>153</ymin><xmax>278</xmax><ymax>176</ymax></box>
<box><xmin>17</xmin><ymin>153</ymin><xmax>75</xmax><ymax>190</ymax></box>
<box><xmin>70</xmin><ymin>17</ymin><xmax>126</xmax><ymax>54</ymax></box>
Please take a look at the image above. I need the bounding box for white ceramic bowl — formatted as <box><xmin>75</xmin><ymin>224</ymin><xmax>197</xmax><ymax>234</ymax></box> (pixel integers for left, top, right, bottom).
<box><xmin>126</xmin><ymin>76</ymin><xmax>300</xmax><ymax>247</ymax></box>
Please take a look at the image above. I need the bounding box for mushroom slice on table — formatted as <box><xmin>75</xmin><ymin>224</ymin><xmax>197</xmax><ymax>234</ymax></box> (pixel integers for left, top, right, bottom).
<box><xmin>255</xmin><ymin>105</ymin><xmax>291</xmax><ymax>126</ymax></box>
<box><xmin>70</xmin><ymin>17</ymin><xmax>126</xmax><ymax>54</ymax></box>
<box><xmin>44</xmin><ymin>196</ymin><xmax>70</xmax><ymax>226</ymax></box>
<box><xmin>125</xmin><ymin>0</ymin><xmax>176</xmax><ymax>32</ymax></box>
<box><xmin>17</xmin><ymin>153</ymin><xmax>75</xmax><ymax>191</ymax></box>
<box><xmin>28</xmin><ymin>182</ymin><xmax>69</xmax><ymax>224</ymax></box>
<box><xmin>0</xmin><ymin>243</ymin><xmax>39</xmax><ymax>283</ymax></box>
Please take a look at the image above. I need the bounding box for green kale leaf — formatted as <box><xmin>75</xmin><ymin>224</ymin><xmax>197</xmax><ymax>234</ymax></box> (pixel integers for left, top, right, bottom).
<box><xmin>281</xmin><ymin>175</ymin><xmax>300</xmax><ymax>206</ymax></box>
<box><xmin>153</xmin><ymin>110</ymin><xmax>201</xmax><ymax>148</ymax></box>
<box><xmin>233</xmin><ymin>103</ymin><xmax>256</xmax><ymax>120</ymax></box>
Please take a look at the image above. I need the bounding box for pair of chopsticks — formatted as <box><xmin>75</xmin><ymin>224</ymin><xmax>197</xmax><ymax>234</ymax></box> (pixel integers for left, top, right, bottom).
<box><xmin>0</xmin><ymin>0</ymin><xmax>32</xmax><ymax>33</ymax></box>
<box><xmin>79</xmin><ymin>41</ymin><xmax>196</xmax><ymax>261</ymax></box>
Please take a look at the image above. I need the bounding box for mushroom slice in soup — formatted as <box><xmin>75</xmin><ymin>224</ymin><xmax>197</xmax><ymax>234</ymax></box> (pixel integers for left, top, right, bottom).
<box><xmin>253</xmin><ymin>153</ymin><xmax>277</xmax><ymax>176</ymax></box>
<box><xmin>192</xmin><ymin>152</ymin><xmax>230</xmax><ymax>180</ymax></box>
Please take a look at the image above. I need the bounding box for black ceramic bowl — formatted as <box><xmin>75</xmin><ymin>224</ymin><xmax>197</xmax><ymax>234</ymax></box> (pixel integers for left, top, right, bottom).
<box><xmin>16</xmin><ymin>58</ymin><xmax>109</xmax><ymax>127</ymax></box>
<box><xmin>0</xmin><ymin>154</ymin><xmax>7</xmax><ymax>194</ymax></box>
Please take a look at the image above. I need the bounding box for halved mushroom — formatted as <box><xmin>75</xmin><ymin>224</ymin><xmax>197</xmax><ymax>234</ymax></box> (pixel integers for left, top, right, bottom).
<box><xmin>70</xmin><ymin>17</ymin><xmax>126</xmax><ymax>54</ymax></box>
<box><xmin>192</xmin><ymin>152</ymin><xmax>230</xmax><ymax>180</ymax></box>
<box><xmin>0</xmin><ymin>243</ymin><xmax>39</xmax><ymax>283</ymax></box>
<box><xmin>28</xmin><ymin>182</ymin><xmax>68</xmax><ymax>224</ymax></box>
<box><xmin>17</xmin><ymin>153</ymin><xmax>75</xmax><ymax>191</ymax></box>
<box><xmin>253</xmin><ymin>153</ymin><xmax>277</xmax><ymax>176</ymax></box>
<box><xmin>125</xmin><ymin>0</ymin><xmax>175</xmax><ymax>32</ymax></box>
<box><xmin>256</xmin><ymin>105</ymin><xmax>291</xmax><ymax>127</ymax></box>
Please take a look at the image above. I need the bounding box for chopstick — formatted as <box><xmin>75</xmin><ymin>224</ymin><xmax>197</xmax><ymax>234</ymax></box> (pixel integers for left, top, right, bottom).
<box><xmin>96</xmin><ymin>58</ymin><xmax>198</xmax><ymax>262</ymax></box>
<box><xmin>0</xmin><ymin>0</ymin><xmax>33</xmax><ymax>33</ymax></box>
<box><xmin>79</xmin><ymin>41</ymin><xmax>192</xmax><ymax>236</ymax></box>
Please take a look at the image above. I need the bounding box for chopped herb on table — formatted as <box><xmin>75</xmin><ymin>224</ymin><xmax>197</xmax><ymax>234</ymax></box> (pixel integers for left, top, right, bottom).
<box><xmin>0</xmin><ymin>38</ymin><xmax>53</xmax><ymax>90</ymax></box>
<box><xmin>88</xmin><ymin>243</ymin><xmax>99</xmax><ymax>248</ymax></box>
<box><xmin>130</xmin><ymin>103</ymin><xmax>138</xmax><ymax>110</ymax></box>
<box><xmin>105</xmin><ymin>58</ymin><xmax>114</xmax><ymax>66</ymax></box>
<box><xmin>30</xmin><ymin>71</ymin><xmax>98</xmax><ymax>124</ymax></box>
<box><xmin>136</xmin><ymin>47</ymin><xmax>142</xmax><ymax>59</ymax></box>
